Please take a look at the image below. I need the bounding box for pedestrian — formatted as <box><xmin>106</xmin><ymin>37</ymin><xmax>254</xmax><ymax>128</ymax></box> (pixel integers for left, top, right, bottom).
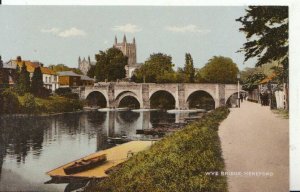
<box><xmin>240</xmin><ymin>94</ymin><xmax>244</xmax><ymax>103</ymax></box>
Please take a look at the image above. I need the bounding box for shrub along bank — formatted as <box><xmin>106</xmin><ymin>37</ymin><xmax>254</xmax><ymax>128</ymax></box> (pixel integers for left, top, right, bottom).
<box><xmin>0</xmin><ymin>88</ymin><xmax>83</xmax><ymax>115</ymax></box>
<box><xmin>86</xmin><ymin>107</ymin><xmax>230</xmax><ymax>192</ymax></box>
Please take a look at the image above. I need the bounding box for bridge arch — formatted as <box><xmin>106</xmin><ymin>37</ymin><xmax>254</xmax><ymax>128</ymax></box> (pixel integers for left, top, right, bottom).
<box><xmin>225</xmin><ymin>90</ymin><xmax>247</xmax><ymax>107</ymax></box>
<box><xmin>86</xmin><ymin>91</ymin><xmax>107</xmax><ymax>107</ymax></box>
<box><xmin>149</xmin><ymin>90</ymin><xmax>176</xmax><ymax>109</ymax></box>
<box><xmin>186</xmin><ymin>90</ymin><xmax>215</xmax><ymax>110</ymax></box>
<box><xmin>115</xmin><ymin>91</ymin><xmax>141</xmax><ymax>109</ymax></box>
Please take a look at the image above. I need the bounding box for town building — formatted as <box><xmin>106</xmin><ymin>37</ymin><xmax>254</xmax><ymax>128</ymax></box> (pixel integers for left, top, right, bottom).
<box><xmin>57</xmin><ymin>71</ymin><xmax>95</xmax><ymax>87</ymax></box>
<box><xmin>4</xmin><ymin>56</ymin><xmax>59</xmax><ymax>91</ymax></box>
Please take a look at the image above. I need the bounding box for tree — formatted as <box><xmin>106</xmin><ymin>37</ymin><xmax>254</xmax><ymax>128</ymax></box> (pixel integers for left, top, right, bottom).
<box><xmin>134</xmin><ymin>53</ymin><xmax>175</xmax><ymax>83</ymax></box>
<box><xmin>48</xmin><ymin>64</ymin><xmax>83</xmax><ymax>75</ymax></box>
<box><xmin>87</xmin><ymin>64</ymin><xmax>96</xmax><ymax>78</ymax></box>
<box><xmin>236</xmin><ymin>6</ymin><xmax>288</xmax><ymax>108</ymax></box>
<box><xmin>0</xmin><ymin>88</ymin><xmax>20</xmax><ymax>114</ymax></box>
<box><xmin>94</xmin><ymin>48</ymin><xmax>127</xmax><ymax>82</ymax></box>
<box><xmin>242</xmin><ymin>72</ymin><xmax>266</xmax><ymax>91</ymax></box>
<box><xmin>196</xmin><ymin>56</ymin><xmax>239</xmax><ymax>84</ymax></box>
<box><xmin>236</xmin><ymin>6</ymin><xmax>288</xmax><ymax>69</ymax></box>
<box><xmin>16</xmin><ymin>62</ymin><xmax>30</xmax><ymax>95</ymax></box>
<box><xmin>22</xmin><ymin>93</ymin><xmax>37</xmax><ymax>114</ymax></box>
<box><xmin>183</xmin><ymin>53</ymin><xmax>195</xmax><ymax>83</ymax></box>
<box><xmin>31</xmin><ymin>67</ymin><xmax>44</xmax><ymax>96</ymax></box>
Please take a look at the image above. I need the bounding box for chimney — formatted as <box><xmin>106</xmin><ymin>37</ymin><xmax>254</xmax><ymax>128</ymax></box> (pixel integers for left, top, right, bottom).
<box><xmin>17</xmin><ymin>56</ymin><xmax>22</xmax><ymax>62</ymax></box>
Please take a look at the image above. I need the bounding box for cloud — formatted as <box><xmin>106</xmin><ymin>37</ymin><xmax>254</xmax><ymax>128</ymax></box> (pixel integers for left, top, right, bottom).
<box><xmin>40</xmin><ymin>27</ymin><xmax>86</xmax><ymax>38</ymax></box>
<box><xmin>41</xmin><ymin>27</ymin><xmax>60</xmax><ymax>34</ymax></box>
<box><xmin>112</xmin><ymin>24</ymin><xmax>142</xmax><ymax>33</ymax></box>
<box><xmin>58</xmin><ymin>28</ymin><xmax>86</xmax><ymax>37</ymax></box>
<box><xmin>165</xmin><ymin>25</ymin><xmax>210</xmax><ymax>33</ymax></box>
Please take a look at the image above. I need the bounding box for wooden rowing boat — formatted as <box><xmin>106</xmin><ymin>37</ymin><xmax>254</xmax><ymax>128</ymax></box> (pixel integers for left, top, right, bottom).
<box><xmin>64</xmin><ymin>154</ymin><xmax>107</xmax><ymax>175</ymax></box>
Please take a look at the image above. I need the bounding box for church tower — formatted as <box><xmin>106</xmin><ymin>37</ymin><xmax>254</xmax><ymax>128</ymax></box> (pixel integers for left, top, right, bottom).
<box><xmin>113</xmin><ymin>34</ymin><xmax>137</xmax><ymax>66</ymax></box>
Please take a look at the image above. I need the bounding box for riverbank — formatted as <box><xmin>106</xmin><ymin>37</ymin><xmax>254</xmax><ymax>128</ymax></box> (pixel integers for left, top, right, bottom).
<box><xmin>85</xmin><ymin>107</ymin><xmax>230</xmax><ymax>192</ymax></box>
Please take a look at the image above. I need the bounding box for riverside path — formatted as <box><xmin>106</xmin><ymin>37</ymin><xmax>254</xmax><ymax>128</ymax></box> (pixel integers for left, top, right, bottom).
<box><xmin>219</xmin><ymin>101</ymin><xmax>289</xmax><ymax>192</ymax></box>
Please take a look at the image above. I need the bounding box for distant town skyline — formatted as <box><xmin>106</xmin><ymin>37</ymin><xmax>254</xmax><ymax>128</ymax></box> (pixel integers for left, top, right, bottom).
<box><xmin>0</xmin><ymin>6</ymin><xmax>256</xmax><ymax>70</ymax></box>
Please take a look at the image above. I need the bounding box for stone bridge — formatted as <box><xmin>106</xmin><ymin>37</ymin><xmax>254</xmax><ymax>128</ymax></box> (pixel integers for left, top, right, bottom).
<box><xmin>78</xmin><ymin>82</ymin><xmax>239</xmax><ymax>109</ymax></box>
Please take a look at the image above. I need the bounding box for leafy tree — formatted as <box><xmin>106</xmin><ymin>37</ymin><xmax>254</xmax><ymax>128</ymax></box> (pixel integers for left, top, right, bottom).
<box><xmin>31</xmin><ymin>67</ymin><xmax>44</xmax><ymax>96</ymax></box>
<box><xmin>237</xmin><ymin>6</ymin><xmax>288</xmax><ymax>108</ymax></box>
<box><xmin>0</xmin><ymin>55</ymin><xmax>3</xmax><ymax>68</ymax></box>
<box><xmin>236</xmin><ymin>6</ymin><xmax>288</xmax><ymax>70</ymax></box>
<box><xmin>134</xmin><ymin>53</ymin><xmax>175</xmax><ymax>83</ymax></box>
<box><xmin>242</xmin><ymin>72</ymin><xmax>266</xmax><ymax>91</ymax></box>
<box><xmin>16</xmin><ymin>62</ymin><xmax>30</xmax><ymax>95</ymax></box>
<box><xmin>0</xmin><ymin>56</ymin><xmax>9</xmax><ymax>88</ymax></box>
<box><xmin>22</xmin><ymin>93</ymin><xmax>37</xmax><ymax>114</ymax></box>
<box><xmin>87</xmin><ymin>64</ymin><xmax>96</xmax><ymax>78</ymax></box>
<box><xmin>196</xmin><ymin>56</ymin><xmax>239</xmax><ymax>84</ymax></box>
<box><xmin>48</xmin><ymin>64</ymin><xmax>83</xmax><ymax>75</ymax></box>
<box><xmin>183</xmin><ymin>53</ymin><xmax>195</xmax><ymax>83</ymax></box>
<box><xmin>0</xmin><ymin>88</ymin><xmax>20</xmax><ymax>114</ymax></box>
<box><xmin>94</xmin><ymin>48</ymin><xmax>127</xmax><ymax>82</ymax></box>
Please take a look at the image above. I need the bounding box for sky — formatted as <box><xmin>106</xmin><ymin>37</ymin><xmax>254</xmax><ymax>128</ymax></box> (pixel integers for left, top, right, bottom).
<box><xmin>0</xmin><ymin>6</ymin><xmax>255</xmax><ymax>70</ymax></box>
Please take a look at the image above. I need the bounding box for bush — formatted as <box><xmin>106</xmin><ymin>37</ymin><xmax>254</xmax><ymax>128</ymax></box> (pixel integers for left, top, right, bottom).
<box><xmin>55</xmin><ymin>87</ymin><xmax>79</xmax><ymax>99</ymax></box>
<box><xmin>86</xmin><ymin>107</ymin><xmax>230</xmax><ymax>192</ymax></box>
<box><xmin>36</xmin><ymin>96</ymin><xmax>83</xmax><ymax>113</ymax></box>
<box><xmin>22</xmin><ymin>93</ymin><xmax>37</xmax><ymax>114</ymax></box>
<box><xmin>55</xmin><ymin>87</ymin><xmax>72</xmax><ymax>95</ymax></box>
<box><xmin>0</xmin><ymin>88</ymin><xmax>20</xmax><ymax>114</ymax></box>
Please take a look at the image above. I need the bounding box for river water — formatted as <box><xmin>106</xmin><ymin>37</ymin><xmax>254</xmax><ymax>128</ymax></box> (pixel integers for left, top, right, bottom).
<box><xmin>0</xmin><ymin>111</ymin><xmax>198</xmax><ymax>192</ymax></box>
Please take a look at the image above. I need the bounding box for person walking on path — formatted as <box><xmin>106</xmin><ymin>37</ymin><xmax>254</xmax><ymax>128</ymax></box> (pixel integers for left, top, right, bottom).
<box><xmin>218</xmin><ymin>101</ymin><xmax>288</xmax><ymax>192</ymax></box>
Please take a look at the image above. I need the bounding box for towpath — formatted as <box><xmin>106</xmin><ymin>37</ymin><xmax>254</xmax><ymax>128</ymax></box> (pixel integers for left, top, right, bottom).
<box><xmin>219</xmin><ymin>101</ymin><xmax>289</xmax><ymax>192</ymax></box>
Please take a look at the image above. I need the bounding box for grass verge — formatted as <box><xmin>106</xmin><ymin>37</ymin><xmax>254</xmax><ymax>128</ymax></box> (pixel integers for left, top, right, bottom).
<box><xmin>272</xmin><ymin>109</ymin><xmax>289</xmax><ymax>119</ymax></box>
<box><xmin>85</xmin><ymin>107</ymin><xmax>230</xmax><ymax>192</ymax></box>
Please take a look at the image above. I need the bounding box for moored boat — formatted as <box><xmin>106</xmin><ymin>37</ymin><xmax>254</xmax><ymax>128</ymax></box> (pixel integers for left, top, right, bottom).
<box><xmin>64</xmin><ymin>154</ymin><xmax>107</xmax><ymax>175</ymax></box>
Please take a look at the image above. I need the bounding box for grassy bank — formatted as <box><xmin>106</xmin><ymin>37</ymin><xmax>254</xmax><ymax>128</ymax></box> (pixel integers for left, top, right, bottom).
<box><xmin>86</xmin><ymin>107</ymin><xmax>230</xmax><ymax>192</ymax></box>
<box><xmin>18</xmin><ymin>95</ymin><xmax>83</xmax><ymax>114</ymax></box>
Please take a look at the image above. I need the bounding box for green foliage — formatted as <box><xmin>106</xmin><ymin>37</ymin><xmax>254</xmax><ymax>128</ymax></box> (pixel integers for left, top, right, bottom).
<box><xmin>242</xmin><ymin>72</ymin><xmax>266</xmax><ymax>91</ymax></box>
<box><xmin>55</xmin><ymin>87</ymin><xmax>79</xmax><ymax>99</ymax></box>
<box><xmin>94</xmin><ymin>48</ymin><xmax>127</xmax><ymax>82</ymax></box>
<box><xmin>196</xmin><ymin>56</ymin><xmax>239</xmax><ymax>84</ymax></box>
<box><xmin>134</xmin><ymin>53</ymin><xmax>176</xmax><ymax>83</ymax></box>
<box><xmin>22</xmin><ymin>93</ymin><xmax>37</xmax><ymax>114</ymax></box>
<box><xmin>48</xmin><ymin>64</ymin><xmax>83</xmax><ymax>75</ymax></box>
<box><xmin>184</xmin><ymin>53</ymin><xmax>195</xmax><ymax>83</ymax></box>
<box><xmin>36</xmin><ymin>96</ymin><xmax>83</xmax><ymax>113</ymax></box>
<box><xmin>236</xmin><ymin>6</ymin><xmax>288</xmax><ymax>82</ymax></box>
<box><xmin>16</xmin><ymin>62</ymin><xmax>30</xmax><ymax>95</ymax></box>
<box><xmin>87</xmin><ymin>64</ymin><xmax>96</xmax><ymax>78</ymax></box>
<box><xmin>0</xmin><ymin>88</ymin><xmax>20</xmax><ymax>114</ymax></box>
<box><xmin>86</xmin><ymin>107</ymin><xmax>230</xmax><ymax>192</ymax></box>
<box><xmin>31</xmin><ymin>67</ymin><xmax>44</xmax><ymax>97</ymax></box>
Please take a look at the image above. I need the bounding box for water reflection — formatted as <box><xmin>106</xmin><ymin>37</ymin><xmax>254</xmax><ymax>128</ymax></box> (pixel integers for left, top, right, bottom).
<box><xmin>0</xmin><ymin>111</ymin><xmax>195</xmax><ymax>191</ymax></box>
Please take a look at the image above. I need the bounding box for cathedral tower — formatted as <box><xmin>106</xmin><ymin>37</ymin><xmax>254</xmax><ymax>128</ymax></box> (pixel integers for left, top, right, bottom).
<box><xmin>113</xmin><ymin>34</ymin><xmax>137</xmax><ymax>66</ymax></box>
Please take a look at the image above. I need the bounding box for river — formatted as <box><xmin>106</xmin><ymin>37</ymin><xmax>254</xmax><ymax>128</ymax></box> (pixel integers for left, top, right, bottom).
<box><xmin>0</xmin><ymin>110</ymin><xmax>199</xmax><ymax>192</ymax></box>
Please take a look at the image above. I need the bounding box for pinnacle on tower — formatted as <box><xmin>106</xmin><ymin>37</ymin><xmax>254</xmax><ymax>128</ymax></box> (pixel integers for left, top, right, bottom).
<box><xmin>115</xmin><ymin>36</ymin><xmax>117</xmax><ymax>44</ymax></box>
<box><xmin>123</xmin><ymin>34</ymin><xmax>127</xmax><ymax>43</ymax></box>
<box><xmin>78</xmin><ymin>56</ymin><xmax>81</xmax><ymax>68</ymax></box>
<box><xmin>88</xmin><ymin>56</ymin><xmax>91</xmax><ymax>64</ymax></box>
<box><xmin>133</xmin><ymin>37</ymin><xmax>136</xmax><ymax>44</ymax></box>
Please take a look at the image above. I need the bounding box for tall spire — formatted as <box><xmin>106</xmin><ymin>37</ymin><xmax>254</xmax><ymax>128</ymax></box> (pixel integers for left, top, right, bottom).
<box><xmin>78</xmin><ymin>56</ymin><xmax>81</xmax><ymax>68</ymax></box>
<box><xmin>88</xmin><ymin>56</ymin><xmax>91</xmax><ymax>64</ymax></box>
<box><xmin>123</xmin><ymin>34</ymin><xmax>127</xmax><ymax>43</ymax></box>
<box><xmin>115</xmin><ymin>36</ymin><xmax>117</xmax><ymax>44</ymax></box>
<box><xmin>133</xmin><ymin>37</ymin><xmax>136</xmax><ymax>44</ymax></box>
